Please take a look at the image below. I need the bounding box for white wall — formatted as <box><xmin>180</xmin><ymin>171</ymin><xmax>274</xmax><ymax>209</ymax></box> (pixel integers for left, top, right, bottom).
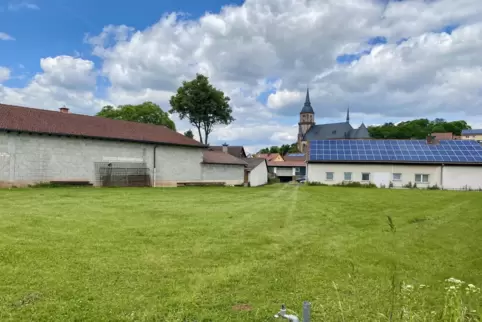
<box><xmin>276</xmin><ymin>167</ymin><xmax>293</xmax><ymax>177</ymax></box>
<box><xmin>443</xmin><ymin>166</ymin><xmax>482</xmax><ymax>190</ymax></box>
<box><xmin>201</xmin><ymin>163</ymin><xmax>245</xmax><ymax>185</ymax></box>
<box><xmin>249</xmin><ymin>162</ymin><xmax>268</xmax><ymax>187</ymax></box>
<box><xmin>0</xmin><ymin>132</ymin><xmax>205</xmax><ymax>187</ymax></box>
<box><xmin>307</xmin><ymin>163</ymin><xmax>482</xmax><ymax>189</ymax></box>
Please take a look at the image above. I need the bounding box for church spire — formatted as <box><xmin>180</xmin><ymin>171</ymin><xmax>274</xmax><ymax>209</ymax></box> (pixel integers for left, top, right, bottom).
<box><xmin>346</xmin><ymin>107</ymin><xmax>350</xmax><ymax>123</ymax></box>
<box><xmin>300</xmin><ymin>88</ymin><xmax>314</xmax><ymax>114</ymax></box>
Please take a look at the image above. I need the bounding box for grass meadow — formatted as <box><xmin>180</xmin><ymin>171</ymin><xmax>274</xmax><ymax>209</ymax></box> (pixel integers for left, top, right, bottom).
<box><xmin>0</xmin><ymin>184</ymin><xmax>481</xmax><ymax>321</ymax></box>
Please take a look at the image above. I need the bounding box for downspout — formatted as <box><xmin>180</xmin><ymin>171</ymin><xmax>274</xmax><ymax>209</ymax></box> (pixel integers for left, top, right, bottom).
<box><xmin>153</xmin><ymin>145</ymin><xmax>158</xmax><ymax>187</ymax></box>
<box><xmin>440</xmin><ymin>163</ymin><xmax>444</xmax><ymax>190</ymax></box>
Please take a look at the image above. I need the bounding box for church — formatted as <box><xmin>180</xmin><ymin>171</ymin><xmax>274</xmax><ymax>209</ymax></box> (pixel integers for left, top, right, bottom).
<box><xmin>297</xmin><ymin>89</ymin><xmax>370</xmax><ymax>152</ymax></box>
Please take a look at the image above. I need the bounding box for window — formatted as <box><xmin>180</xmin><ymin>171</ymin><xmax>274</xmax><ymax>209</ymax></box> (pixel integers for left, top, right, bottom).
<box><xmin>344</xmin><ymin>172</ymin><xmax>352</xmax><ymax>181</ymax></box>
<box><xmin>361</xmin><ymin>173</ymin><xmax>370</xmax><ymax>181</ymax></box>
<box><xmin>295</xmin><ymin>167</ymin><xmax>301</xmax><ymax>174</ymax></box>
<box><xmin>326</xmin><ymin>172</ymin><xmax>334</xmax><ymax>180</ymax></box>
<box><xmin>393</xmin><ymin>173</ymin><xmax>402</xmax><ymax>181</ymax></box>
<box><xmin>415</xmin><ymin>174</ymin><xmax>429</xmax><ymax>183</ymax></box>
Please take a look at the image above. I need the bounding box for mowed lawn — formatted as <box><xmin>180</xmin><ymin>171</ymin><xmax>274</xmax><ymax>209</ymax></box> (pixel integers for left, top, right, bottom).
<box><xmin>0</xmin><ymin>185</ymin><xmax>481</xmax><ymax>321</ymax></box>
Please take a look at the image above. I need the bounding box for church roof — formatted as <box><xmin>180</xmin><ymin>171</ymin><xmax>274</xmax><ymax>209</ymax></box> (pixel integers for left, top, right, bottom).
<box><xmin>303</xmin><ymin>122</ymin><xmax>370</xmax><ymax>140</ymax></box>
<box><xmin>300</xmin><ymin>88</ymin><xmax>314</xmax><ymax>114</ymax></box>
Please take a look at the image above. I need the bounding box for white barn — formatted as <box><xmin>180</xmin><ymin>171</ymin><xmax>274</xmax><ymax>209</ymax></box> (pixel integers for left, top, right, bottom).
<box><xmin>307</xmin><ymin>139</ymin><xmax>482</xmax><ymax>190</ymax></box>
<box><xmin>0</xmin><ymin>103</ymin><xmax>215</xmax><ymax>187</ymax></box>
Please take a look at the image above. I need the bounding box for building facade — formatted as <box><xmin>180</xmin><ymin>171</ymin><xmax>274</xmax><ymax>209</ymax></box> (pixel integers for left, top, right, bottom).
<box><xmin>461</xmin><ymin>129</ymin><xmax>482</xmax><ymax>143</ymax></box>
<box><xmin>306</xmin><ymin>139</ymin><xmax>482</xmax><ymax>190</ymax></box>
<box><xmin>297</xmin><ymin>89</ymin><xmax>370</xmax><ymax>152</ymax></box>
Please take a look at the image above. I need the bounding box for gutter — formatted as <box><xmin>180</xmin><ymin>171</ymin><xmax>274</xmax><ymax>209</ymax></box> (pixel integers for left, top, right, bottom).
<box><xmin>153</xmin><ymin>145</ymin><xmax>158</xmax><ymax>187</ymax></box>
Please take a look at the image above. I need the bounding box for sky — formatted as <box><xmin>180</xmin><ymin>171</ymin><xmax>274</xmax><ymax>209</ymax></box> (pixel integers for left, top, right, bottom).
<box><xmin>1</xmin><ymin>0</ymin><xmax>482</xmax><ymax>153</ymax></box>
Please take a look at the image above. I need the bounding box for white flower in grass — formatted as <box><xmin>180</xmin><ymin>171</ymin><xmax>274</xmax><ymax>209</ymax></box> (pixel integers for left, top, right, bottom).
<box><xmin>446</xmin><ymin>277</ymin><xmax>464</xmax><ymax>284</ymax></box>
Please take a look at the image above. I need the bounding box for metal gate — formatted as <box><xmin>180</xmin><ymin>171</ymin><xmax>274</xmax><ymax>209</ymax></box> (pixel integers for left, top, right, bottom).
<box><xmin>95</xmin><ymin>162</ymin><xmax>151</xmax><ymax>187</ymax></box>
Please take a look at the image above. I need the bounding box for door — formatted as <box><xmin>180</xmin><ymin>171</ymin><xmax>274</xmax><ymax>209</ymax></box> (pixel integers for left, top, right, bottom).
<box><xmin>372</xmin><ymin>172</ymin><xmax>390</xmax><ymax>188</ymax></box>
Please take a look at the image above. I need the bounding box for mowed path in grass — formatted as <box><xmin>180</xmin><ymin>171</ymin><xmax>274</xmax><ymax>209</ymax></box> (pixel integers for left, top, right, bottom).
<box><xmin>0</xmin><ymin>185</ymin><xmax>481</xmax><ymax>321</ymax></box>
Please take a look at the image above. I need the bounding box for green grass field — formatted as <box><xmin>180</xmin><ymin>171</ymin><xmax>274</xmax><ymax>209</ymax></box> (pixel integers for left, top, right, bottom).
<box><xmin>1</xmin><ymin>185</ymin><xmax>481</xmax><ymax>321</ymax></box>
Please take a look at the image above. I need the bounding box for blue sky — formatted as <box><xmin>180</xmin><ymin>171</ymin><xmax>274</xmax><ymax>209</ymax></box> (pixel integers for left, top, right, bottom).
<box><xmin>0</xmin><ymin>0</ymin><xmax>243</xmax><ymax>87</ymax></box>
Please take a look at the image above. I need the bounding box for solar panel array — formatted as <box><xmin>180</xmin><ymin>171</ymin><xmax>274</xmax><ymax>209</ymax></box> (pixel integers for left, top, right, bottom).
<box><xmin>309</xmin><ymin>140</ymin><xmax>482</xmax><ymax>163</ymax></box>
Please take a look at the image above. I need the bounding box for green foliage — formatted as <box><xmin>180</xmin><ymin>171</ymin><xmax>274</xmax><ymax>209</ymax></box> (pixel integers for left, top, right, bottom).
<box><xmin>267</xmin><ymin>177</ymin><xmax>280</xmax><ymax>184</ymax></box>
<box><xmin>28</xmin><ymin>182</ymin><xmax>63</xmax><ymax>188</ymax></box>
<box><xmin>368</xmin><ymin>119</ymin><xmax>471</xmax><ymax>139</ymax></box>
<box><xmin>306</xmin><ymin>181</ymin><xmax>329</xmax><ymax>186</ymax></box>
<box><xmin>183</xmin><ymin>129</ymin><xmax>194</xmax><ymax>139</ymax></box>
<box><xmin>334</xmin><ymin>181</ymin><xmax>378</xmax><ymax>188</ymax></box>
<box><xmin>259</xmin><ymin>143</ymin><xmax>299</xmax><ymax>154</ymax></box>
<box><xmin>96</xmin><ymin>101</ymin><xmax>176</xmax><ymax>130</ymax></box>
<box><xmin>427</xmin><ymin>184</ymin><xmax>441</xmax><ymax>190</ymax></box>
<box><xmin>169</xmin><ymin>74</ymin><xmax>234</xmax><ymax>144</ymax></box>
<box><xmin>404</xmin><ymin>181</ymin><xmax>413</xmax><ymax>189</ymax></box>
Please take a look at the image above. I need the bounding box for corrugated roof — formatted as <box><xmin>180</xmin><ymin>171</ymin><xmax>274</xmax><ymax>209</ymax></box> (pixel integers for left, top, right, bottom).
<box><xmin>242</xmin><ymin>158</ymin><xmax>266</xmax><ymax>171</ymax></box>
<box><xmin>202</xmin><ymin>150</ymin><xmax>247</xmax><ymax>166</ymax></box>
<box><xmin>462</xmin><ymin>129</ymin><xmax>482</xmax><ymax>135</ymax></box>
<box><xmin>0</xmin><ymin>103</ymin><xmax>205</xmax><ymax>147</ymax></box>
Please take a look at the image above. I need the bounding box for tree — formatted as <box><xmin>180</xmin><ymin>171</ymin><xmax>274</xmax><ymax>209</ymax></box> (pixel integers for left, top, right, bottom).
<box><xmin>169</xmin><ymin>74</ymin><xmax>234</xmax><ymax>145</ymax></box>
<box><xmin>97</xmin><ymin>102</ymin><xmax>176</xmax><ymax>130</ymax></box>
<box><xmin>368</xmin><ymin>118</ymin><xmax>472</xmax><ymax>139</ymax></box>
<box><xmin>184</xmin><ymin>129</ymin><xmax>194</xmax><ymax>139</ymax></box>
<box><xmin>257</xmin><ymin>143</ymin><xmax>300</xmax><ymax>155</ymax></box>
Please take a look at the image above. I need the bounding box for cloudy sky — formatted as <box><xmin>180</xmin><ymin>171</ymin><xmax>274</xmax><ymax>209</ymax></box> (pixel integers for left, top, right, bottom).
<box><xmin>1</xmin><ymin>0</ymin><xmax>482</xmax><ymax>153</ymax></box>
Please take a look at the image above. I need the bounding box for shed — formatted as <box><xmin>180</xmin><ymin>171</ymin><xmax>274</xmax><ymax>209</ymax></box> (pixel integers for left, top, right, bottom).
<box><xmin>201</xmin><ymin>150</ymin><xmax>247</xmax><ymax>186</ymax></box>
<box><xmin>242</xmin><ymin>158</ymin><xmax>268</xmax><ymax>187</ymax></box>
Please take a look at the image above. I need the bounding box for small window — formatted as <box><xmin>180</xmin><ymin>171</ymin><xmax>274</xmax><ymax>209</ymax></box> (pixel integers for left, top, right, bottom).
<box><xmin>326</xmin><ymin>172</ymin><xmax>334</xmax><ymax>180</ymax></box>
<box><xmin>393</xmin><ymin>173</ymin><xmax>402</xmax><ymax>181</ymax></box>
<box><xmin>332</xmin><ymin>130</ymin><xmax>337</xmax><ymax>134</ymax></box>
<box><xmin>344</xmin><ymin>172</ymin><xmax>352</xmax><ymax>181</ymax></box>
<box><xmin>415</xmin><ymin>174</ymin><xmax>429</xmax><ymax>183</ymax></box>
<box><xmin>361</xmin><ymin>173</ymin><xmax>370</xmax><ymax>181</ymax></box>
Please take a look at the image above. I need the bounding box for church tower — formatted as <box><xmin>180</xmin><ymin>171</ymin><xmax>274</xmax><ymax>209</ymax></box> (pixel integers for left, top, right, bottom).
<box><xmin>298</xmin><ymin>88</ymin><xmax>315</xmax><ymax>152</ymax></box>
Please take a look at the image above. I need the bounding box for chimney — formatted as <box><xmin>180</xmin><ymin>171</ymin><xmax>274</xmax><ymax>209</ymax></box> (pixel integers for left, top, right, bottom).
<box><xmin>426</xmin><ymin>134</ymin><xmax>438</xmax><ymax>145</ymax></box>
<box><xmin>222</xmin><ymin>142</ymin><xmax>228</xmax><ymax>153</ymax></box>
<box><xmin>59</xmin><ymin>106</ymin><xmax>69</xmax><ymax>113</ymax></box>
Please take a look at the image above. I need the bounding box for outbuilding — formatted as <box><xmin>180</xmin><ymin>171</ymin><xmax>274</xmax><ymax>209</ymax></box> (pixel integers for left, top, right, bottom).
<box><xmin>307</xmin><ymin>139</ymin><xmax>482</xmax><ymax>190</ymax></box>
<box><xmin>243</xmin><ymin>158</ymin><xmax>268</xmax><ymax>187</ymax></box>
<box><xmin>201</xmin><ymin>150</ymin><xmax>247</xmax><ymax>186</ymax></box>
<box><xmin>0</xmin><ymin>103</ymin><xmax>209</xmax><ymax>187</ymax></box>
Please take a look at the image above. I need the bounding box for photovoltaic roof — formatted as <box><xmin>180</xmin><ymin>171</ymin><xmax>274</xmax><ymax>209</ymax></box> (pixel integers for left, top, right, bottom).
<box><xmin>462</xmin><ymin>129</ymin><xmax>482</xmax><ymax>135</ymax></box>
<box><xmin>309</xmin><ymin>140</ymin><xmax>482</xmax><ymax>164</ymax></box>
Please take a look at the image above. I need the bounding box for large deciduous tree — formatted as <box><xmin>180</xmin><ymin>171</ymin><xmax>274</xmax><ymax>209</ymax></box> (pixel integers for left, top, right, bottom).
<box><xmin>169</xmin><ymin>74</ymin><xmax>234</xmax><ymax>145</ymax></box>
<box><xmin>368</xmin><ymin>119</ymin><xmax>471</xmax><ymax>139</ymax></box>
<box><xmin>97</xmin><ymin>102</ymin><xmax>176</xmax><ymax>130</ymax></box>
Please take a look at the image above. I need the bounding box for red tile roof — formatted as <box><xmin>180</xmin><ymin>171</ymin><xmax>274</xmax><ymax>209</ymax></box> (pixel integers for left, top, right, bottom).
<box><xmin>209</xmin><ymin>146</ymin><xmax>246</xmax><ymax>158</ymax></box>
<box><xmin>202</xmin><ymin>150</ymin><xmax>247</xmax><ymax>166</ymax></box>
<box><xmin>0</xmin><ymin>103</ymin><xmax>205</xmax><ymax>147</ymax></box>
<box><xmin>267</xmin><ymin>161</ymin><xmax>306</xmax><ymax>167</ymax></box>
<box><xmin>256</xmin><ymin>153</ymin><xmax>283</xmax><ymax>161</ymax></box>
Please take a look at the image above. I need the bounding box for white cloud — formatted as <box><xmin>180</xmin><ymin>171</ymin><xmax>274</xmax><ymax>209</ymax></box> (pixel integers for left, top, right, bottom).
<box><xmin>0</xmin><ymin>56</ymin><xmax>107</xmax><ymax>114</ymax></box>
<box><xmin>8</xmin><ymin>1</ymin><xmax>39</xmax><ymax>11</ymax></box>
<box><xmin>2</xmin><ymin>0</ymin><xmax>482</xmax><ymax>151</ymax></box>
<box><xmin>0</xmin><ymin>32</ymin><xmax>15</xmax><ymax>41</ymax></box>
<box><xmin>0</xmin><ymin>67</ymin><xmax>10</xmax><ymax>83</ymax></box>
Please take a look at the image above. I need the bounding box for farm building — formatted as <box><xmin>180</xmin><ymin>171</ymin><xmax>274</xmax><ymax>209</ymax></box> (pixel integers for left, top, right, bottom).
<box><xmin>267</xmin><ymin>160</ymin><xmax>306</xmax><ymax>182</ymax></box>
<box><xmin>208</xmin><ymin>144</ymin><xmax>247</xmax><ymax>158</ymax></box>
<box><xmin>462</xmin><ymin>129</ymin><xmax>482</xmax><ymax>143</ymax></box>
<box><xmin>306</xmin><ymin>139</ymin><xmax>482</xmax><ymax>190</ymax></box>
<box><xmin>0</xmin><ymin>103</ymin><xmax>244</xmax><ymax>187</ymax></box>
<box><xmin>201</xmin><ymin>150</ymin><xmax>247</xmax><ymax>186</ymax></box>
<box><xmin>243</xmin><ymin>158</ymin><xmax>268</xmax><ymax>187</ymax></box>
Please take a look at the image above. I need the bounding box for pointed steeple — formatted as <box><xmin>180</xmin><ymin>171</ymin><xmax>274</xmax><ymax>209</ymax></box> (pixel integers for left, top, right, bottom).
<box><xmin>346</xmin><ymin>107</ymin><xmax>350</xmax><ymax>123</ymax></box>
<box><xmin>300</xmin><ymin>88</ymin><xmax>314</xmax><ymax>114</ymax></box>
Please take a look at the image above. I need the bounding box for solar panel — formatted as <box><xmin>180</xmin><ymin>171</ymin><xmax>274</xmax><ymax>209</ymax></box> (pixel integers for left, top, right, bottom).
<box><xmin>309</xmin><ymin>140</ymin><xmax>482</xmax><ymax>164</ymax></box>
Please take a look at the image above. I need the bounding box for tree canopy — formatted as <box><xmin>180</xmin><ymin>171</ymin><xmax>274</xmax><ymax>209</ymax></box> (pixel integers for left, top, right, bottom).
<box><xmin>258</xmin><ymin>143</ymin><xmax>299</xmax><ymax>155</ymax></box>
<box><xmin>96</xmin><ymin>102</ymin><xmax>176</xmax><ymax>130</ymax></box>
<box><xmin>368</xmin><ymin>119</ymin><xmax>471</xmax><ymax>139</ymax></box>
<box><xmin>183</xmin><ymin>130</ymin><xmax>194</xmax><ymax>139</ymax></box>
<box><xmin>169</xmin><ymin>74</ymin><xmax>234</xmax><ymax>145</ymax></box>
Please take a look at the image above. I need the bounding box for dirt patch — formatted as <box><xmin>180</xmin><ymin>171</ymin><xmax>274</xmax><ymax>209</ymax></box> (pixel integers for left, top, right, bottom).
<box><xmin>232</xmin><ymin>304</ymin><xmax>252</xmax><ymax>311</ymax></box>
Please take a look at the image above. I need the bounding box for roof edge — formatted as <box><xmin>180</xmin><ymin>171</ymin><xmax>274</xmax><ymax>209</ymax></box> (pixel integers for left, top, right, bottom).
<box><xmin>0</xmin><ymin>128</ymin><xmax>207</xmax><ymax>148</ymax></box>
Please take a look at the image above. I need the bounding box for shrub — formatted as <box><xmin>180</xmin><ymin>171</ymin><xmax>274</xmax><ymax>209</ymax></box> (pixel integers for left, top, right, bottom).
<box><xmin>404</xmin><ymin>181</ymin><xmax>413</xmax><ymax>189</ymax></box>
<box><xmin>334</xmin><ymin>181</ymin><xmax>377</xmax><ymax>188</ymax></box>
<box><xmin>28</xmin><ymin>182</ymin><xmax>63</xmax><ymax>188</ymax></box>
<box><xmin>389</xmin><ymin>181</ymin><xmax>394</xmax><ymax>188</ymax></box>
<box><xmin>427</xmin><ymin>184</ymin><xmax>440</xmax><ymax>190</ymax></box>
<box><xmin>306</xmin><ymin>181</ymin><xmax>328</xmax><ymax>186</ymax></box>
<box><xmin>267</xmin><ymin>177</ymin><xmax>280</xmax><ymax>184</ymax></box>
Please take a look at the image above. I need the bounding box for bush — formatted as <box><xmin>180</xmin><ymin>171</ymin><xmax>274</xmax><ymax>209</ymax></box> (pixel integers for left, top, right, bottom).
<box><xmin>306</xmin><ymin>181</ymin><xmax>328</xmax><ymax>186</ymax></box>
<box><xmin>267</xmin><ymin>177</ymin><xmax>280</xmax><ymax>184</ymax></box>
<box><xmin>427</xmin><ymin>184</ymin><xmax>440</xmax><ymax>190</ymax></box>
<box><xmin>334</xmin><ymin>181</ymin><xmax>378</xmax><ymax>188</ymax></box>
<box><xmin>404</xmin><ymin>181</ymin><xmax>413</xmax><ymax>189</ymax></box>
<box><xmin>389</xmin><ymin>181</ymin><xmax>394</xmax><ymax>188</ymax></box>
<box><xmin>28</xmin><ymin>182</ymin><xmax>63</xmax><ymax>188</ymax></box>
